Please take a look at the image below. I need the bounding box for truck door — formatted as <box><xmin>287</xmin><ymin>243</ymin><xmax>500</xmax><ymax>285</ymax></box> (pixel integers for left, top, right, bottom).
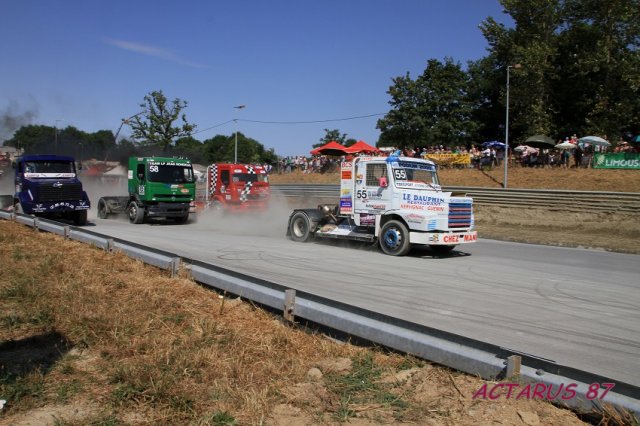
<box><xmin>220</xmin><ymin>169</ymin><xmax>229</xmax><ymax>194</ymax></box>
<box><xmin>353</xmin><ymin>162</ymin><xmax>391</xmax><ymax>214</ymax></box>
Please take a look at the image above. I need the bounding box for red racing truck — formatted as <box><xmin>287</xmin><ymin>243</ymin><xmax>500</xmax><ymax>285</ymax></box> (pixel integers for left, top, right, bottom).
<box><xmin>205</xmin><ymin>163</ymin><xmax>270</xmax><ymax>211</ymax></box>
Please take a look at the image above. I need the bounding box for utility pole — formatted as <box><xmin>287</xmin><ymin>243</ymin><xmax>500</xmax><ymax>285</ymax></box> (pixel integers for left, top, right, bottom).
<box><xmin>233</xmin><ymin>105</ymin><xmax>246</xmax><ymax>163</ymax></box>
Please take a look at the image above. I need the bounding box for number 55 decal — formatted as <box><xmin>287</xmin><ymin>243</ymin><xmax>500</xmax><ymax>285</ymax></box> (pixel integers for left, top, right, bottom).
<box><xmin>356</xmin><ymin>189</ymin><xmax>368</xmax><ymax>199</ymax></box>
<box><xmin>394</xmin><ymin>169</ymin><xmax>406</xmax><ymax>180</ymax></box>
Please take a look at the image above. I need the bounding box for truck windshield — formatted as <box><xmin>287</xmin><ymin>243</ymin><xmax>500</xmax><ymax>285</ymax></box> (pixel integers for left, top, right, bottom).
<box><xmin>148</xmin><ymin>165</ymin><xmax>194</xmax><ymax>184</ymax></box>
<box><xmin>232</xmin><ymin>173</ymin><xmax>268</xmax><ymax>183</ymax></box>
<box><xmin>392</xmin><ymin>167</ymin><xmax>440</xmax><ymax>189</ymax></box>
<box><xmin>24</xmin><ymin>161</ymin><xmax>75</xmax><ymax>175</ymax></box>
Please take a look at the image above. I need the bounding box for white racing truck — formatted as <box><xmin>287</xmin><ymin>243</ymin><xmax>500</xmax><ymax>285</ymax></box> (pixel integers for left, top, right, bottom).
<box><xmin>286</xmin><ymin>155</ymin><xmax>477</xmax><ymax>256</ymax></box>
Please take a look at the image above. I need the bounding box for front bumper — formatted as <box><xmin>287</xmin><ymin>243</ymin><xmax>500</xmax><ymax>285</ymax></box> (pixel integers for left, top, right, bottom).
<box><xmin>146</xmin><ymin>202</ymin><xmax>190</xmax><ymax>217</ymax></box>
<box><xmin>410</xmin><ymin>230</ymin><xmax>477</xmax><ymax>245</ymax></box>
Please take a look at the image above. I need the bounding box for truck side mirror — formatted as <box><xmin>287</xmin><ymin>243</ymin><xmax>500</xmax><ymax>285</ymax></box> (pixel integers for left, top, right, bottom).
<box><xmin>379</xmin><ymin>176</ymin><xmax>388</xmax><ymax>187</ymax></box>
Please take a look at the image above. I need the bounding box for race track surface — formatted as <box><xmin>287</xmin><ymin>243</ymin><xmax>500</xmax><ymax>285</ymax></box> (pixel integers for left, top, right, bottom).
<box><xmin>89</xmin><ymin>209</ymin><xmax>640</xmax><ymax>388</ymax></box>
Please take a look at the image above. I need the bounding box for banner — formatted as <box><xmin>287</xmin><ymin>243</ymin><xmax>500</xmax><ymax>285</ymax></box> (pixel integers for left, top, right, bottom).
<box><xmin>424</xmin><ymin>153</ymin><xmax>471</xmax><ymax>166</ymax></box>
<box><xmin>592</xmin><ymin>153</ymin><xmax>640</xmax><ymax>169</ymax></box>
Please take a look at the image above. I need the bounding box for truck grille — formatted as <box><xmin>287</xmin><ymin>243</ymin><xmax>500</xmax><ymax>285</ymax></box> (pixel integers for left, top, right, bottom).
<box><xmin>448</xmin><ymin>203</ymin><xmax>472</xmax><ymax>228</ymax></box>
<box><xmin>38</xmin><ymin>182</ymin><xmax>83</xmax><ymax>202</ymax></box>
<box><xmin>153</xmin><ymin>194</ymin><xmax>192</xmax><ymax>200</ymax></box>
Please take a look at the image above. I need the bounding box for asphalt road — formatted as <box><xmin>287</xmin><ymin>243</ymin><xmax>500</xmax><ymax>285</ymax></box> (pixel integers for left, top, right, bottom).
<box><xmin>89</xmin><ymin>208</ymin><xmax>640</xmax><ymax>388</ymax></box>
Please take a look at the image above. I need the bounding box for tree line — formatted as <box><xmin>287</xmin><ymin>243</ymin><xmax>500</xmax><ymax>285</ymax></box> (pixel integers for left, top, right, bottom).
<box><xmin>2</xmin><ymin>123</ymin><xmax>278</xmax><ymax>166</ymax></box>
<box><xmin>376</xmin><ymin>0</ymin><xmax>639</xmax><ymax>148</ymax></box>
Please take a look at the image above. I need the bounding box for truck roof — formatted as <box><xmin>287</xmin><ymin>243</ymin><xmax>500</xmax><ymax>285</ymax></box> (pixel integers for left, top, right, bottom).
<box><xmin>135</xmin><ymin>156</ymin><xmax>192</xmax><ymax>164</ymax></box>
<box><xmin>353</xmin><ymin>155</ymin><xmax>437</xmax><ymax>167</ymax></box>
<box><xmin>214</xmin><ymin>163</ymin><xmax>266</xmax><ymax>170</ymax></box>
<box><xmin>19</xmin><ymin>154</ymin><xmax>76</xmax><ymax>162</ymax></box>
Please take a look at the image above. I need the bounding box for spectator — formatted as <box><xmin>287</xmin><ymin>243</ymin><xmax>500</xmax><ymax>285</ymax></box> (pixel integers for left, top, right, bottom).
<box><xmin>574</xmin><ymin>145</ymin><xmax>583</xmax><ymax>168</ymax></box>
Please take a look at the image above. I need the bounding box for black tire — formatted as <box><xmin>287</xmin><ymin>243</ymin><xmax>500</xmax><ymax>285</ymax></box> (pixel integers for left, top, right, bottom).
<box><xmin>73</xmin><ymin>210</ymin><xmax>88</xmax><ymax>226</ymax></box>
<box><xmin>430</xmin><ymin>245</ymin><xmax>455</xmax><ymax>255</ymax></box>
<box><xmin>97</xmin><ymin>199</ymin><xmax>109</xmax><ymax>219</ymax></box>
<box><xmin>379</xmin><ymin>220</ymin><xmax>411</xmax><ymax>256</ymax></box>
<box><xmin>14</xmin><ymin>200</ymin><xmax>24</xmax><ymax>215</ymax></box>
<box><xmin>173</xmin><ymin>213</ymin><xmax>189</xmax><ymax>224</ymax></box>
<box><xmin>128</xmin><ymin>201</ymin><xmax>145</xmax><ymax>224</ymax></box>
<box><xmin>289</xmin><ymin>212</ymin><xmax>313</xmax><ymax>242</ymax></box>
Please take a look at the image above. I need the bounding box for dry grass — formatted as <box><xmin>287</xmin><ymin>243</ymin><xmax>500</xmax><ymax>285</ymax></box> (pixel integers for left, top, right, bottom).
<box><xmin>269</xmin><ymin>167</ymin><xmax>640</xmax><ymax>193</ymax></box>
<box><xmin>0</xmin><ymin>221</ymin><xmax>602</xmax><ymax>425</ymax></box>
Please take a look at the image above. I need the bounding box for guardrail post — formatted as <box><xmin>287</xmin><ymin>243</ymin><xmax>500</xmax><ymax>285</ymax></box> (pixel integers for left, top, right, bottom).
<box><xmin>506</xmin><ymin>355</ymin><xmax>521</xmax><ymax>378</ymax></box>
<box><xmin>170</xmin><ymin>258</ymin><xmax>181</xmax><ymax>278</ymax></box>
<box><xmin>284</xmin><ymin>289</ymin><xmax>296</xmax><ymax>322</ymax></box>
<box><xmin>106</xmin><ymin>238</ymin><xmax>114</xmax><ymax>252</ymax></box>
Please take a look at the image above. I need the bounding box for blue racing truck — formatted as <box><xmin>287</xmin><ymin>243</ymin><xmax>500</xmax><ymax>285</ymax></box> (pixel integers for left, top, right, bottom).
<box><xmin>13</xmin><ymin>154</ymin><xmax>91</xmax><ymax>225</ymax></box>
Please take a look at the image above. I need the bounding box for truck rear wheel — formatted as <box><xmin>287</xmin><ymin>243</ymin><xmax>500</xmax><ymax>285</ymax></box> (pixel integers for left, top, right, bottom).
<box><xmin>97</xmin><ymin>199</ymin><xmax>109</xmax><ymax>219</ymax></box>
<box><xmin>128</xmin><ymin>202</ymin><xmax>145</xmax><ymax>224</ymax></box>
<box><xmin>289</xmin><ymin>212</ymin><xmax>312</xmax><ymax>242</ymax></box>
<box><xmin>379</xmin><ymin>220</ymin><xmax>411</xmax><ymax>256</ymax></box>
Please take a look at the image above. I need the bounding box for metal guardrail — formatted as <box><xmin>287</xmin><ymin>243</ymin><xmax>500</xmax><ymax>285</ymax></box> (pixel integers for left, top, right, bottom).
<box><xmin>272</xmin><ymin>184</ymin><xmax>640</xmax><ymax>213</ymax></box>
<box><xmin>1</xmin><ymin>212</ymin><xmax>639</xmax><ymax>418</ymax></box>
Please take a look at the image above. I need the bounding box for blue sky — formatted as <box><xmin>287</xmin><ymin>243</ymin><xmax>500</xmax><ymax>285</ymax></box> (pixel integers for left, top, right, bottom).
<box><xmin>1</xmin><ymin>1</ymin><xmax>511</xmax><ymax>156</ymax></box>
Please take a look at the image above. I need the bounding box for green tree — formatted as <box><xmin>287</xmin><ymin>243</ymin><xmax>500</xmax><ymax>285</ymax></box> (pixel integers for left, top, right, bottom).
<box><xmin>4</xmin><ymin>125</ymin><xmax>55</xmax><ymax>153</ymax></box>
<box><xmin>555</xmin><ymin>0</ymin><xmax>640</xmax><ymax>139</ymax></box>
<box><xmin>314</xmin><ymin>129</ymin><xmax>348</xmax><ymax>148</ymax></box>
<box><xmin>466</xmin><ymin>56</ymin><xmax>506</xmax><ymax>145</ymax></box>
<box><xmin>129</xmin><ymin>90</ymin><xmax>196</xmax><ymax>153</ymax></box>
<box><xmin>174</xmin><ymin>136</ymin><xmax>205</xmax><ymax>163</ymax></box>
<box><xmin>480</xmin><ymin>0</ymin><xmax>562</xmax><ymax>142</ymax></box>
<box><xmin>86</xmin><ymin>130</ymin><xmax>117</xmax><ymax>161</ymax></box>
<box><xmin>477</xmin><ymin>0</ymin><xmax>639</xmax><ymax>143</ymax></box>
<box><xmin>377</xmin><ymin>58</ymin><xmax>475</xmax><ymax>148</ymax></box>
<box><xmin>202</xmin><ymin>133</ymin><xmax>276</xmax><ymax>164</ymax></box>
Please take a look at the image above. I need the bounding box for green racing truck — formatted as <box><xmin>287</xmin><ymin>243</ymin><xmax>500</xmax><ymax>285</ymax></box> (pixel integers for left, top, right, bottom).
<box><xmin>96</xmin><ymin>156</ymin><xmax>196</xmax><ymax>224</ymax></box>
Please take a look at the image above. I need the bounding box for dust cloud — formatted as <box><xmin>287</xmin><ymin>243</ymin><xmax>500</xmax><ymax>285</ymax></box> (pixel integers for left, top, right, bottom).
<box><xmin>193</xmin><ymin>192</ymin><xmax>296</xmax><ymax>238</ymax></box>
<box><xmin>1</xmin><ymin>100</ymin><xmax>38</xmax><ymax>142</ymax></box>
<box><xmin>81</xmin><ymin>176</ymin><xmax>128</xmax><ymax>221</ymax></box>
<box><xmin>0</xmin><ymin>166</ymin><xmax>15</xmax><ymax>209</ymax></box>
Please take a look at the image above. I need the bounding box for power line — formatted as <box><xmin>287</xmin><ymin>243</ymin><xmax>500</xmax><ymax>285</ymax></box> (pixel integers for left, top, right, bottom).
<box><xmin>192</xmin><ymin>113</ymin><xmax>386</xmax><ymax>136</ymax></box>
<box><xmin>239</xmin><ymin>112</ymin><xmax>386</xmax><ymax>125</ymax></box>
<box><xmin>191</xmin><ymin>119</ymin><xmax>235</xmax><ymax>136</ymax></box>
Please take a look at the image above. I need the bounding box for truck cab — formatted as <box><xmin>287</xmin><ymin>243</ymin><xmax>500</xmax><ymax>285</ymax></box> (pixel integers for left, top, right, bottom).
<box><xmin>13</xmin><ymin>154</ymin><xmax>90</xmax><ymax>225</ymax></box>
<box><xmin>287</xmin><ymin>155</ymin><xmax>476</xmax><ymax>256</ymax></box>
<box><xmin>96</xmin><ymin>156</ymin><xmax>196</xmax><ymax>224</ymax></box>
<box><xmin>205</xmin><ymin>163</ymin><xmax>270</xmax><ymax>211</ymax></box>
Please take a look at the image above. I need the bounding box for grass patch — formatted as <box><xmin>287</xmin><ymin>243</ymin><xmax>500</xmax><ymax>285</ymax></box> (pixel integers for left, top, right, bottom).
<box><xmin>325</xmin><ymin>353</ymin><xmax>411</xmax><ymax>421</ymax></box>
<box><xmin>0</xmin><ymin>220</ymin><xmax>593</xmax><ymax>424</ymax></box>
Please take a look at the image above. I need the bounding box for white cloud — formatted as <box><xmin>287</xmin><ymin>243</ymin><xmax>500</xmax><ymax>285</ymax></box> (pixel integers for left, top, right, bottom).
<box><xmin>103</xmin><ymin>37</ymin><xmax>209</xmax><ymax>69</ymax></box>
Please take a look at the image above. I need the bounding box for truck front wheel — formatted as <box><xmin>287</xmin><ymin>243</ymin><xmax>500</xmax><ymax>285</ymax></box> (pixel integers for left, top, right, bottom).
<box><xmin>289</xmin><ymin>212</ymin><xmax>313</xmax><ymax>242</ymax></box>
<box><xmin>173</xmin><ymin>213</ymin><xmax>189</xmax><ymax>224</ymax></box>
<box><xmin>128</xmin><ymin>202</ymin><xmax>145</xmax><ymax>224</ymax></box>
<box><xmin>379</xmin><ymin>220</ymin><xmax>411</xmax><ymax>256</ymax></box>
<box><xmin>74</xmin><ymin>210</ymin><xmax>88</xmax><ymax>226</ymax></box>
